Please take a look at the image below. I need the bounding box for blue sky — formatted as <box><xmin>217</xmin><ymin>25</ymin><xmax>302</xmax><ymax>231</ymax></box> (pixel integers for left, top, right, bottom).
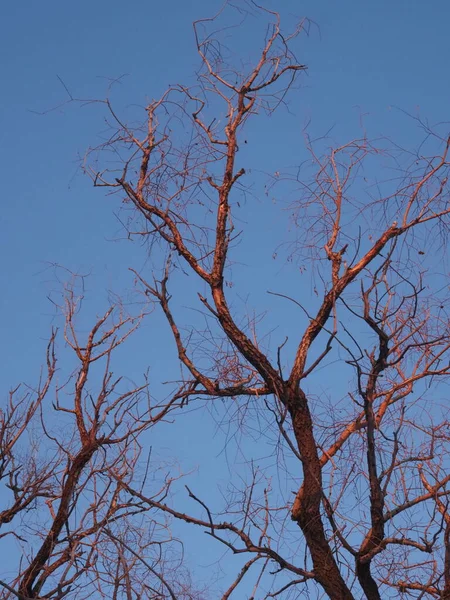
<box><xmin>1</xmin><ymin>0</ymin><xmax>450</xmax><ymax>596</ymax></box>
<box><xmin>2</xmin><ymin>0</ymin><xmax>449</xmax><ymax>383</ymax></box>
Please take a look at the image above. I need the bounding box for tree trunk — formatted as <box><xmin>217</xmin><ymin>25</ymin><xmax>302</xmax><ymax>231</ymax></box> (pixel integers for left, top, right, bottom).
<box><xmin>287</xmin><ymin>387</ymin><xmax>355</xmax><ymax>600</ymax></box>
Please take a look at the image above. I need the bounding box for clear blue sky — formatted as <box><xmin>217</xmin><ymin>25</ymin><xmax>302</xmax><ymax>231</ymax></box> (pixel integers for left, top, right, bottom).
<box><xmin>2</xmin><ymin>0</ymin><xmax>449</xmax><ymax>383</ymax></box>
<box><xmin>1</xmin><ymin>0</ymin><xmax>449</xmax><ymax>595</ymax></box>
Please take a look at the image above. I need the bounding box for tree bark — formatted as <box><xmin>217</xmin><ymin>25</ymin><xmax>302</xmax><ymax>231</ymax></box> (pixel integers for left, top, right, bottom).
<box><xmin>288</xmin><ymin>387</ymin><xmax>355</xmax><ymax>600</ymax></box>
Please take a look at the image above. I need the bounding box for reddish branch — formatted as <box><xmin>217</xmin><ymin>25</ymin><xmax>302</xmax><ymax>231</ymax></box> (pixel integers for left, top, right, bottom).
<box><xmin>71</xmin><ymin>3</ymin><xmax>450</xmax><ymax>598</ymax></box>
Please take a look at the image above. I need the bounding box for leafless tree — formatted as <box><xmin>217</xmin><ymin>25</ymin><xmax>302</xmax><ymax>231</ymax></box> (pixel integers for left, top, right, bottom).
<box><xmin>0</xmin><ymin>275</ymin><xmax>206</xmax><ymax>600</ymax></box>
<box><xmin>4</xmin><ymin>2</ymin><xmax>450</xmax><ymax>599</ymax></box>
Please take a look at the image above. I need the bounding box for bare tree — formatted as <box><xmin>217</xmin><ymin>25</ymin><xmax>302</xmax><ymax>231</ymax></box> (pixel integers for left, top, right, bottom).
<box><xmin>0</xmin><ymin>275</ymin><xmax>206</xmax><ymax>600</ymax></box>
<box><xmin>83</xmin><ymin>4</ymin><xmax>450</xmax><ymax>597</ymax></box>
<box><xmin>4</xmin><ymin>2</ymin><xmax>450</xmax><ymax>599</ymax></box>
